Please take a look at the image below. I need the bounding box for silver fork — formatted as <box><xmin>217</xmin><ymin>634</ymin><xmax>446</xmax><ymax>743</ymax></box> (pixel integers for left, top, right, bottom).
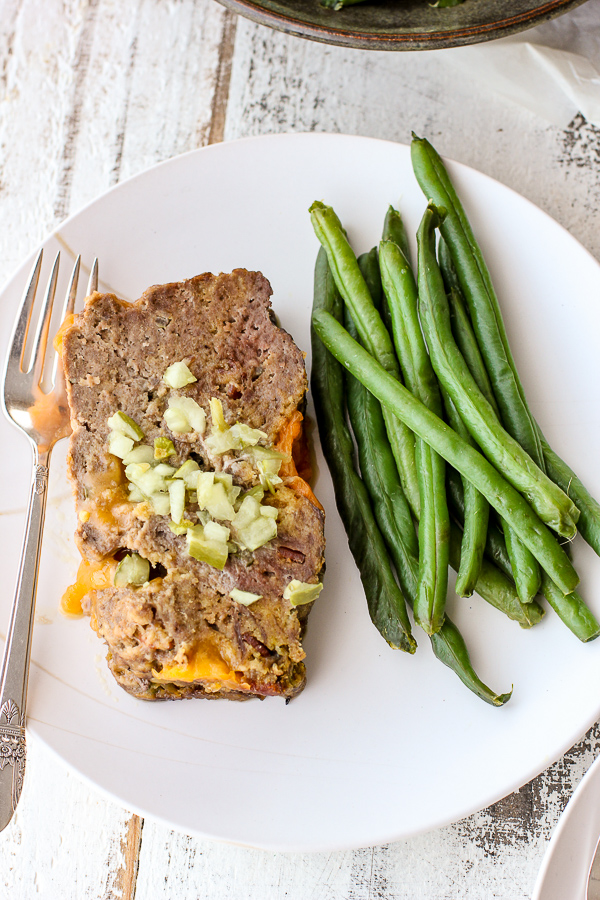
<box><xmin>0</xmin><ymin>250</ymin><xmax>98</xmax><ymax>831</ymax></box>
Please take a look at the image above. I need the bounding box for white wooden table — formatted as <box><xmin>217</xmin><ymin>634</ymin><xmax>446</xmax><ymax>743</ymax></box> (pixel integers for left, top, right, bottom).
<box><xmin>2</xmin><ymin>2</ymin><xmax>600</xmax><ymax>896</ymax></box>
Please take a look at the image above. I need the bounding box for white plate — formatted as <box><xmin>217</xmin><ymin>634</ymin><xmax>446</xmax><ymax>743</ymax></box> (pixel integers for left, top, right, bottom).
<box><xmin>533</xmin><ymin>754</ymin><xmax>600</xmax><ymax>900</ymax></box>
<box><xmin>2</xmin><ymin>133</ymin><xmax>600</xmax><ymax>852</ymax></box>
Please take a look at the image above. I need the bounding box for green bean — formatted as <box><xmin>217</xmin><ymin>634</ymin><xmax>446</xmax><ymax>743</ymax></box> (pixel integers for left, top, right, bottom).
<box><xmin>416</xmin><ymin>205</ymin><xmax>579</xmax><ymax>540</ymax></box>
<box><xmin>352</xmin><ymin>249</ymin><xmax>418</xmax><ymax>572</ymax></box>
<box><xmin>448</xmin><ymin>470</ymin><xmax>545</xmax><ymax>616</ymax></box>
<box><xmin>440</xmin><ymin>242</ymin><xmax>499</xmax><ymax>416</ymax></box>
<box><xmin>343</xmin><ymin>310</ymin><xmax>513</xmax><ymax>702</ymax></box>
<box><xmin>429</xmin><ymin>619</ymin><xmax>512</xmax><ymax>706</ymax></box>
<box><xmin>345</xmin><ymin>379</ymin><xmax>419</xmax><ymax>600</ymax></box>
<box><xmin>381</xmin><ymin>206</ymin><xmax>411</xmax><ymax>339</ymax></box>
<box><xmin>447</xmin><ymin>469</ymin><xmax>513</xmax><ymax>578</ymax></box>
<box><xmin>310</xmin><ymin>202</ymin><xmax>399</xmax><ymax>371</ymax></box>
<box><xmin>379</xmin><ymin>238</ymin><xmax>449</xmax><ymax>634</ymax></box>
<box><xmin>414</xmin><ymin>443</ymin><xmax>450</xmax><ymax>634</ymax></box>
<box><xmin>358</xmin><ymin>247</ymin><xmax>383</xmax><ymax>310</ymax></box>
<box><xmin>541</xmin><ymin>574</ymin><xmax>600</xmax><ymax>643</ymax></box>
<box><xmin>447</xmin><ymin>469</ymin><xmax>545</xmax><ymax>625</ymax></box>
<box><xmin>465</xmin><ymin>453</ymin><xmax>588</xmax><ymax>639</ymax></box>
<box><xmin>379</xmin><ymin>240</ymin><xmax>439</xmax><ymax>411</ymax></box>
<box><xmin>383</xmin><ymin>205</ymin><xmax>412</xmax><ymax>267</ymax></box>
<box><xmin>378</xmin><ymin>208</ymin><xmax>405</xmax><ymax>337</ymax></box>
<box><xmin>499</xmin><ymin>521</ymin><xmax>540</xmax><ymax>603</ymax></box>
<box><xmin>442</xmin><ymin>391</ymin><xmax>489</xmax><ymax>598</ymax></box>
<box><xmin>311</xmin><ymin>248</ymin><xmax>416</xmax><ymax>652</ymax></box>
<box><xmin>310</xmin><ymin>201</ymin><xmax>420</xmax><ymax>516</ymax></box>
<box><xmin>486</xmin><ymin>521</ymin><xmax>514</xmax><ymax>581</ymax></box>
<box><xmin>439</xmin><ymin>237</ymin><xmax>463</xmax><ymax>302</ymax></box>
<box><xmin>311</xmin><ymin>308</ymin><xmax>579</xmax><ymax>596</ymax></box>
<box><xmin>539</xmin><ymin>432</ymin><xmax>600</xmax><ymax>559</ymax></box>
<box><xmin>442</xmin><ymin>263</ymin><xmax>542</xmax><ymax>603</ymax></box>
<box><xmin>411</xmin><ymin>135</ymin><xmax>546</xmax><ymax>467</ymax></box>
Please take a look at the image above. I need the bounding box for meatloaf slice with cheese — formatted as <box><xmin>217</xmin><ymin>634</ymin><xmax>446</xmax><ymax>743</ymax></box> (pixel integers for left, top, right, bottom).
<box><xmin>60</xmin><ymin>269</ymin><xmax>325</xmax><ymax>701</ymax></box>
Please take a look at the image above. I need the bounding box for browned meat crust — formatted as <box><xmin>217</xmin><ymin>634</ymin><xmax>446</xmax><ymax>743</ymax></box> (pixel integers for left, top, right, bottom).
<box><xmin>61</xmin><ymin>270</ymin><xmax>325</xmax><ymax>701</ymax></box>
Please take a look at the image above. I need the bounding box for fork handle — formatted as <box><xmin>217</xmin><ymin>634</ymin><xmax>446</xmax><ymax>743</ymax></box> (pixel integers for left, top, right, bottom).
<box><xmin>0</xmin><ymin>446</ymin><xmax>50</xmax><ymax>830</ymax></box>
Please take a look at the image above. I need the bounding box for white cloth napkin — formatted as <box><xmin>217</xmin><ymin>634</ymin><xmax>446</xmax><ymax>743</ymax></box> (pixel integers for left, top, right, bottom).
<box><xmin>439</xmin><ymin>0</ymin><xmax>600</xmax><ymax>127</ymax></box>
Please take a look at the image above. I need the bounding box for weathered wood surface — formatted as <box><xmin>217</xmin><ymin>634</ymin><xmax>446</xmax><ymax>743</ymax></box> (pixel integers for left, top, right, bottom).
<box><xmin>1</xmin><ymin>1</ymin><xmax>600</xmax><ymax>897</ymax></box>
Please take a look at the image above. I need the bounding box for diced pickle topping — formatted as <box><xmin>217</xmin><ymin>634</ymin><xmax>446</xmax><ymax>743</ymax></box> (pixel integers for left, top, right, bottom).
<box><xmin>163</xmin><ymin>360</ymin><xmax>197</xmax><ymax>389</ymax></box>
<box><xmin>164</xmin><ymin>396</ymin><xmax>206</xmax><ymax>434</ymax></box>
<box><xmin>108</xmin><ymin>431</ymin><xmax>134</xmax><ymax>460</ymax></box>
<box><xmin>114</xmin><ymin>553</ymin><xmax>150</xmax><ymax>587</ymax></box>
<box><xmin>174</xmin><ymin>459</ymin><xmax>200</xmax><ymax>486</ymax></box>
<box><xmin>283</xmin><ymin>580</ymin><xmax>324</xmax><ymax>606</ymax></box>
<box><xmin>186</xmin><ymin>524</ymin><xmax>229</xmax><ymax>570</ymax></box>
<box><xmin>209</xmin><ymin>397</ymin><xmax>227</xmax><ymax>432</ymax></box>
<box><xmin>106</xmin><ymin>398</ymin><xmax>292</xmax><ymax>570</ymax></box>
<box><xmin>154</xmin><ymin>436</ymin><xmax>176</xmax><ymax>460</ymax></box>
<box><xmin>107</xmin><ymin>410</ymin><xmax>145</xmax><ymax>441</ymax></box>
<box><xmin>169</xmin><ymin>519</ymin><xmax>194</xmax><ymax>535</ymax></box>
<box><xmin>123</xmin><ymin>444</ymin><xmax>155</xmax><ymax>465</ymax></box>
<box><xmin>168</xmin><ymin>479</ymin><xmax>186</xmax><ymax>525</ymax></box>
<box><xmin>230</xmin><ymin>589</ymin><xmax>262</xmax><ymax>607</ymax></box>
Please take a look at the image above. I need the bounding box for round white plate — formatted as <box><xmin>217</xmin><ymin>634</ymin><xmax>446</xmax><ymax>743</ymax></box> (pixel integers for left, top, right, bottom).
<box><xmin>533</xmin><ymin>754</ymin><xmax>600</xmax><ymax>900</ymax></box>
<box><xmin>2</xmin><ymin>133</ymin><xmax>600</xmax><ymax>852</ymax></box>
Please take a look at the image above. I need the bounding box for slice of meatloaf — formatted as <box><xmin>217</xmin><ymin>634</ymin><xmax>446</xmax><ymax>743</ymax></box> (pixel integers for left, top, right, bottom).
<box><xmin>60</xmin><ymin>269</ymin><xmax>325</xmax><ymax>701</ymax></box>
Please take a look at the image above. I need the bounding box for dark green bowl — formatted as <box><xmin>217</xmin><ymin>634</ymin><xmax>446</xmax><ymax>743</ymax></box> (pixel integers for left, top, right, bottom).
<box><xmin>215</xmin><ymin>0</ymin><xmax>589</xmax><ymax>50</ymax></box>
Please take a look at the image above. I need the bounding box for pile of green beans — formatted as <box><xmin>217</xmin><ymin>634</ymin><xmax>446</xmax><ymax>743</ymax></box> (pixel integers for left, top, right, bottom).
<box><xmin>309</xmin><ymin>134</ymin><xmax>600</xmax><ymax>705</ymax></box>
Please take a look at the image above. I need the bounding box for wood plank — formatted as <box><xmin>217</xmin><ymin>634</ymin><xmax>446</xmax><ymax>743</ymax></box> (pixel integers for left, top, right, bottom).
<box><xmin>113</xmin><ymin>815</ymin><xmax>144</xmax><ymax>900</ymax></box>
<box><xmin>208</xmin><ymin>10</ymin><xmax>237</xmax><ymax>146</ymax></box>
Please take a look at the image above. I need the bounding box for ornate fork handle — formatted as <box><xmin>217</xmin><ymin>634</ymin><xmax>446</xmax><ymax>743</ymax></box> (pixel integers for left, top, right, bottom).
<box><xmin>0</xmin><ymin>446</ymin><xmax>50</xmax><ymax>829</ymax></box>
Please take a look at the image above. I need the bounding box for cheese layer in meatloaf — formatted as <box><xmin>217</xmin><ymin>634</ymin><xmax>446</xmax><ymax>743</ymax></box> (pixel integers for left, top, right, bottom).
<box><xmin>60</xmin><ymin>269</ymin><xmax>325</xmax><ymax>701</ymax></box>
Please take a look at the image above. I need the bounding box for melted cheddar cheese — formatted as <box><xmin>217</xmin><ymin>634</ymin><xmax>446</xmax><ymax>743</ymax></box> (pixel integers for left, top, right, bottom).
<box><xmin>61</xmin><ymin>557</ymin><xmax>118</xmax><ymax>617</ymax></box>
<box><xmin>153</xmin><ymin>638</ymin><xmax>252</xmax><ymax>693</ymax></box>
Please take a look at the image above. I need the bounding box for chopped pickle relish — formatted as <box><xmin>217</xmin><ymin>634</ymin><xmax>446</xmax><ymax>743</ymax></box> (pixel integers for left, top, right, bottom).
<box><xmin>105</xmin><ymin>382</ymin><xmax>292</xmax><ymax>571</ymax></box>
